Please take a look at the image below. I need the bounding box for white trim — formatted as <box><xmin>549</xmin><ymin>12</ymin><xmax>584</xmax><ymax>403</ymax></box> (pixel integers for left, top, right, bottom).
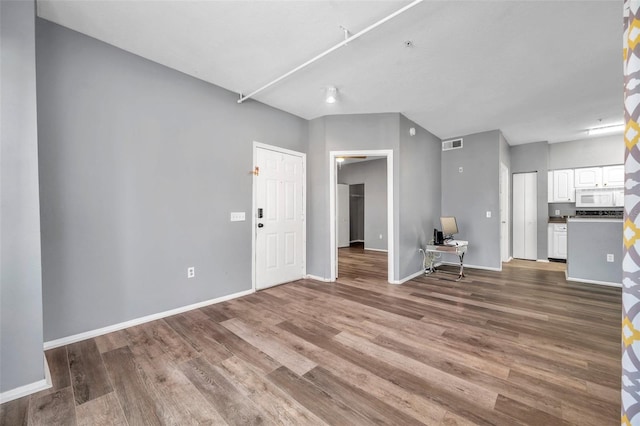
<box><xmin>464</xmin><ymin>264</ymin><xmax>502</xmax><ymax>272</ymax></box>
<box><xmin>330</xmin><ymin>150</ymin><xmax>394</xmax><ymax>283</ymax></box>
<box><xmin>44</xmin><ymin>353</ymin><xmax>52</xmax><ymax>389</ymax></box>
<box><xmin>43</xmin><ymin>288</ymin><xmax>254</xmax><ymax>350</ymax></box>
<box><xmin>0</xmin><ymin>379</ymin><xmax>50</xmax><ymax>404</ymax></box>
<box><xmin>305</xmin><ymin>274</ymin><xmax>332</xmax><ymax>282</ymax></box>
<box><xmin>349</xmin><ymin>239</ymin><xmax>365</xmax><ymax>243</ymax></box>
<box><xmin>0</xmin><ymin>353</ymin><xmax>52</xmax><ymax>404</ymax></box>
<box><xmin>364</xmin><ymin>247</ymin><xmax>388</xmax><ymax>253</ymax></box>
<box><xmin>441</xmin><ymin>261</ymin><xmax>502</xmax><ymax>272</ymax></box>
<box><xmin>537</xmin><ymin>259</ymin><xmax>550</xmax><ymax>263</ymax></box>
<box><xmin>566</xmin><ymin>276</ymin><xmax>622</xmax><ymax>287</ymax></box>
<box><xmin>252</xmin><ymin>142</ymin><xmax>307</xmax><ymax>292</ymax></box>
<box><xmin>391</xmin><ymin>269</ymin><xmax>425</xmax><ymax>285</ymax></box>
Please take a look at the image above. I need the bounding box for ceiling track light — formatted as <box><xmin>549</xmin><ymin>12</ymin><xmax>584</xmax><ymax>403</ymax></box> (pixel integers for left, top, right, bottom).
<box><xmin>587</xmin><ymin>123</ymin><xmax>625</xmax><ymax>136</ymax></box>
<box><xmin>325</xmin><ymin>87</ymin><xmax>338</xmax><ymax>104</ymax></box>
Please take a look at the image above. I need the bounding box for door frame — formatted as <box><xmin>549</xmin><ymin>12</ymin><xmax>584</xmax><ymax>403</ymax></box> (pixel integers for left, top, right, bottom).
<box><xmin>252</xmin><ymin>141</ymin><xmax>307</xmax><ymax>292</ymax></box>
<box><xmin>329</xmin><ymin>149</ymin><xmax>394</xmax><ymax>283</ymax></box>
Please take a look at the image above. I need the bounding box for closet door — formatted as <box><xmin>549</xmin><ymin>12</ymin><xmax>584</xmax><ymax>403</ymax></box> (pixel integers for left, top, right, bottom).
<box><xmin>513</xmin><ymin>172</ymin><xmax>537</xmax><ymax>260</ymax></box>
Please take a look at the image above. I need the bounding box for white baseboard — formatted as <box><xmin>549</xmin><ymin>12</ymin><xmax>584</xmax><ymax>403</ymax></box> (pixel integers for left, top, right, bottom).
<box><xmin>441</xmin><ymin>261</ymin><xmax>501</xmax><ymax>272</ymax></box>
<box><xmin>43</xmin><ymin>288</ymin><xmax>255</xmax><ymax>350</ymax></box>
<box><xmin>0</xmin><ymin>354</ymin><xmax>52</xmax><ymax>404</ymax></box>
<box><xmin>391</xmin><ymin>269</ymin><xmax>424</xmax><ymax>285</ymax></box>
<box><xmin>349</xmin><ymin>239</ymin><xmax>364</xmax><ymax>243</ymax></box>
<box><xmin>304</xmin><ymin>274</ymin><xmax>333</xmax><ymax>282</ymax></box>
<box><xmin>566</xmin><ymin>276</ymin><xmax>622</xmax><ymax>288</ymax></box>
<box><xmin>364</xmin><ymin>247</ymin><xmax>388</xmax><ymax>253</ymax></box>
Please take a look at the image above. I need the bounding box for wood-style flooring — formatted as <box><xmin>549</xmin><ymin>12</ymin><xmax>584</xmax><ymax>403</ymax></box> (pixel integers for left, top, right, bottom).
<box><xmin>1</xmin><ymin>245</ymin><xmax>621</xmax><ymax>425</ymax></box>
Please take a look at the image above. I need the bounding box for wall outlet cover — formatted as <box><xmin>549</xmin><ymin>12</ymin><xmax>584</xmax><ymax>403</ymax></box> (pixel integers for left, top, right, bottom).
<box><xmin>607</xmin><ymin>254</ymin><xmax>614</xmax><ymax>262</ymax></box>
<box><xmin>486</xmin><ymin>211</ymin><xmax>492</xmax><ymax>218</ymax></box>
<box><xmin>187</xmin><ymin>267</ymin><xmax>195</xmax><ymax>278</ymax></box>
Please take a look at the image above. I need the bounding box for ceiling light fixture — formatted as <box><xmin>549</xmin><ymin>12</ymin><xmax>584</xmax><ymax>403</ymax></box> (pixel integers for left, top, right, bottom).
<box><xmin>587</xmin><ymin>123</ymin><xmax>625</xmax><ymax>136</ymax></box>
<box><xmin>325</xmin><ymin>87</ymin><xmax>338</xmax><ymax>104</ymax></box>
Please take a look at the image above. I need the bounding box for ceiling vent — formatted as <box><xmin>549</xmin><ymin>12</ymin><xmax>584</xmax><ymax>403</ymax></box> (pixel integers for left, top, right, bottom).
<box><xmin>442</xmin><ymin>138</ymin><xmax>463</xmax><ymax>151</ymax></box>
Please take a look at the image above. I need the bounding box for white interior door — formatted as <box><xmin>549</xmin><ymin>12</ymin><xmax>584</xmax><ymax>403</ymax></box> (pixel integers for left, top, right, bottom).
<box><xmin>337</xmin><ymin>184</ymin><xmax>350</xmax><ymax>248</ymax></box>
<box><xmin>255</xmin><ymin>146</ymin><xmax>304</xmax><ymax>289</ymax></box>
<box><xmin>500</xmin><ymin>163</ymin><xmax>510</xmax><ymax>262</ymax></box>
<box><xmin>513</xmin><ymin>172</ymin><xmax>537</xmax><ymax>260</ymax></box>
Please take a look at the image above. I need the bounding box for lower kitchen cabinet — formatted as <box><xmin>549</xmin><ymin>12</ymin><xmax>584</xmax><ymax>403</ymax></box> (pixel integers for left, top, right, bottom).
<box><xmin>548</xmin><ymin>223</ymin><xmax>567</xmax><ymax>259</ymax></box>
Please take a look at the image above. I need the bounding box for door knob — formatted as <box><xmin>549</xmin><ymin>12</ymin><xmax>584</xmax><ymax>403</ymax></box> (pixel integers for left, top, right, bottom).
<box><xmin>257</xmin><ymin>223</ymin><xmax>264</xmax><ymax>228</ymax></box>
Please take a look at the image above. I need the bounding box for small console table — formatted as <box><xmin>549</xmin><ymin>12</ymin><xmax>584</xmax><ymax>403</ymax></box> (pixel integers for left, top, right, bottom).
<box><xmin>423</xmin><ymin>240</ymin><xmax>468</xmax><ymax>281</ymax></box>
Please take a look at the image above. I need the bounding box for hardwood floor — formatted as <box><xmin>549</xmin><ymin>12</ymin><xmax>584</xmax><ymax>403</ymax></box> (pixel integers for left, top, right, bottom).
<box><xmin>1</xmin><ymin>247</ymin><xmax>621</xmax><ymax>425</ymax></box>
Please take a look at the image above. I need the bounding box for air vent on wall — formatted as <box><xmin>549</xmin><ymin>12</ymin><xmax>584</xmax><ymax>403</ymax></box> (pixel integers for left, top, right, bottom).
<box><xmin>442</xmin><ymin>138</ymin><xmax>463</xmax><ymax>151</ymax></box>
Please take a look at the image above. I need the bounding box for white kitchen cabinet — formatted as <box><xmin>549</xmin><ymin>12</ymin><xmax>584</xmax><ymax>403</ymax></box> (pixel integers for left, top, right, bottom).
<box><xmin>575</xmin><ymin>167</ymin><xmax>603</xmax><ymax>188</ymax></box>
<box><xmin>549</xmin><ymin>169</ymin><xmax>575</xmax><ymax>202</ymax></box>
<box><xmin>548</xmin><ymin>223</ymin><xmax>567</xmax><ymax>259</ymax></box>
<box><xmin>602</xmin><ymin>165</ymin><xmax>624</xmax><ymax>187</ymax></box>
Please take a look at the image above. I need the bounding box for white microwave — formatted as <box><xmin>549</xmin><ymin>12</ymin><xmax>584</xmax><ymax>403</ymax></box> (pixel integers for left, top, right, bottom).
<box><xmin>575</xmin><ymin>187</ymin><xmax>624</xmax><ymax>207</ymax></box>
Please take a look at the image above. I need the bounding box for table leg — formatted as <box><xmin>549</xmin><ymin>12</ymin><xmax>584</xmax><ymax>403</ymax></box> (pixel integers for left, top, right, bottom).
<box><xmin>456</xmin><ymin>251</ymin><xmax>465</xmax><ymax>281</ymax></box>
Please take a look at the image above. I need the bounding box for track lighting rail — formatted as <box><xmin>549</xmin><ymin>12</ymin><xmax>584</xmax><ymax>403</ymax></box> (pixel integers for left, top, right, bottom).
<box><xmin>237</xmin><ymin>0</ymin><xmax>423</xmax><ymax>104</ymax></box>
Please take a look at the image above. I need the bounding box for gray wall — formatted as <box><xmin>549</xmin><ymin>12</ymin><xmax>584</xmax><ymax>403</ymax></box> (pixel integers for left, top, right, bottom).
<box><xmin>306</xmin><ymin>113</ymin><xmax>441</xmax><ymax>281</ymax></box>
<box><xmin>306</xmin><ymin>113</ymin><xmax>401</xmax><ymax>280</ymax></box>
<box><xmin>549</xmin><ymin>135</ymin><xmax>623</xmax><ymax>169</ymax></box>
<box><xmin>441</xmin><ymin>130</ymin><xmax>501</xmax><ymax>269</ymax></box>
<box><xmin>338</xmin><ymin>159</ymin><xmax>388</xmax><ymax>251</ymax></box>
<box><xmin>511</xmin><ymin>141</ymin><xmax>549</xmax><ymax>260</ymax></box>
<box><xmin>567</xmin><ymin>219</ymin><xmax>622</xmax><ymax>284</ymax></box>
<box><xmin>36</xmin><ymin>19</ymin><xmax>308</xmax><ymax>341</ymax></box>
<box><xmin>306</xmin><ymin>118</ymin><xmax>329</xmax><ymax>278</ymax></box>
<box><xmin>1</xmin><ymin>0</ymin><xmax>46</xmax><ymax>392</ymax></box>
<box><xmin>398</xmin><ymin>115</ymin><xmax>441</xmax><ymax>278</ymax></box>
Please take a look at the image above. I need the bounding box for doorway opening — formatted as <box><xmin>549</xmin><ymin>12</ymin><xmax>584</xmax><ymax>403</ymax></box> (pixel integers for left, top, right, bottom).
<box><xmin>329</xmin><ymin>150</ymin><xmax>394</xmax><ymax>283</ymax></box>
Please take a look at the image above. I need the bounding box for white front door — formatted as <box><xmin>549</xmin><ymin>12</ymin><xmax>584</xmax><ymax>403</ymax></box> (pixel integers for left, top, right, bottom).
<box><xmin>255</xmin><ymin>146</ymin><xmax>305</xmax><ymax>289</ymax></box>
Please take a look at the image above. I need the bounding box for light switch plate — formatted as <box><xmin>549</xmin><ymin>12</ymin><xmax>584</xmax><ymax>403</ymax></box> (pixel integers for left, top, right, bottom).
<box><xmin>230</xmin><ymin>212</ymin><xmax>245</xmax><ymax>222</ymax></box>
<box><xmin>607</xmin><ymin>254</ymin><xmax>614</xmax><ymax>262</ymax></box>
<box><xmin>486</xmin><ymin>211</ymin><xmax>491</xmax><ymax>218</ymax></box>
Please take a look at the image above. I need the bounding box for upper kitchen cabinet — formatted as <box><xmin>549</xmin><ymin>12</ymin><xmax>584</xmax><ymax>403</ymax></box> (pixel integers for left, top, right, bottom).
<box><xmin>575</xmin><ymin>167</ymin><xmax>603</xmax><ymax>188</ymax></box>
<box><xmin>548</xmin><ymin>169</ymin><xmax>575</xmax><ymax>202</ymax></box>
<box><xmin>602</xmin><ymin>165</ymin><xmax>624</xmax><ymax>187</ymax></box>
<box><xmin>574</xmin><ymin>165</ymin><xmax>624</xmax><ymax>188</ymax></box>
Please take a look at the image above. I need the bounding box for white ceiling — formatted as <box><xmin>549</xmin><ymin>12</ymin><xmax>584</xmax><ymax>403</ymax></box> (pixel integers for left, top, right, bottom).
<box><xmin>36</xmin><ymin>0</ymin><xmax>623</xmax><ymax>145</ymax></box>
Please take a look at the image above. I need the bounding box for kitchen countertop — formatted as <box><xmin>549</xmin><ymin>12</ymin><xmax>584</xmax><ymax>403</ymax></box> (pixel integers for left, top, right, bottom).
<box><xmin>548</xmin><ymin>216</ymin><xmax>569</xmax><ymax>223</ymax></box>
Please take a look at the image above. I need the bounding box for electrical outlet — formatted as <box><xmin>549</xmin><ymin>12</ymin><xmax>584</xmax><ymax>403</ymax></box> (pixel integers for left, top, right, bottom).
<box><xmin>555</xmin><ymin>209</ymin><xmax>560</xmax><ymax>216</ymax></box>
<box><xmin>379</xmin><ymin>234</ymin><xmax>383</xmax><ymax>239</ymax></box>
<box><xmin>230</xmin><ymin>212</ymin><xmax>245</xmax><ymax>222</ymax></box>
<box><xmin>187</xmin><ymin>267</ymin><xmax>195</xmax><ymax>278</ymax></box>
<box><xmin>458</xmin><ymin>167</ymin><xmax>463</xmax><ymax>173</ymax></box>
<box><xmin>606</xmin><ymin>254</ymin><xmax>614</xmax><ymax>263</ymax></box>
<box><xmin>486</xmin><ymin>211</ymin><xmax>492</xmax><ymax>218</ymax></box>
